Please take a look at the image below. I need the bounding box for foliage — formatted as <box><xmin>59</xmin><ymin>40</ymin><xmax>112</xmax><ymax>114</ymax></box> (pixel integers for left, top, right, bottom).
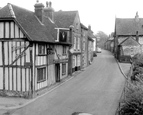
<box><xmin>119</xmin><ymin>87</ymin><xmax>143</xmax><ymax>115</ymax></box>
<box><xmin>131</xmin><ymin>53</ymin><xmax>143</xmax><ymax>81</ymax></box>
<box><xmin>95</xmin><ymin>31</ymin><xmax>108</xmax><ymax>49</ymax></box>
<box><xmin>119</xmin><ymin>53</ymin><xmax>143</xmax><ymax>115</ymax></box>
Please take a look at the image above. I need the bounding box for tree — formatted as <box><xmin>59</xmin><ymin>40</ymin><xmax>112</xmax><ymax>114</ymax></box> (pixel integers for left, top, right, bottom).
<box><xmin>95</xmin><ymin>31</ymin><xmax>108</xmax><ymax>49</ymax></box>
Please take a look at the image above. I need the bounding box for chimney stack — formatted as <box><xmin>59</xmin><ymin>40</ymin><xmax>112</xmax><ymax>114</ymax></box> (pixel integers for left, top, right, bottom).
<box><xmin>135</xmin><ymin>11</ymin><xmax>139</xmax><ymax>22</ymax></box>
<box><xmin>43</xmin><ymin>1</ymin><xmax>54</xmax><ymax>21</ymax></box>
<box><xmin>34</xmin><ymin>0</ymin><xmax>44</xmax><ymax>22</ymax></box>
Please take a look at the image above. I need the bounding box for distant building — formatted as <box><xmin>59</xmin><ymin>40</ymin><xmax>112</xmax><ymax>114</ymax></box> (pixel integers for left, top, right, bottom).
<box><xmin>114</xmin><ymin>12</ymin><xmax>143</xmax><ymax>61</ymax></box>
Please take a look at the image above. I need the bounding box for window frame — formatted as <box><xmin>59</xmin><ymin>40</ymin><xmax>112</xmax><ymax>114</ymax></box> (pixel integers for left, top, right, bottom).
<box><xmin>63</xmin><ymin>46</ymin><xmax>66</xmax><ymax>55</ymax></box>
<box><xmin>37</xmin><ymin>67</ymin><xmax>46</xmax><ymax>83</ymax></box>
<box><xmin>38</xmin><ymin>44</ymin><xmax>46</xmax><ymax>55</ymax></box>
<box><xmin>62</xmin><ymin>63</ymin><xmax>66</xmax><ymax>75</ymax></box>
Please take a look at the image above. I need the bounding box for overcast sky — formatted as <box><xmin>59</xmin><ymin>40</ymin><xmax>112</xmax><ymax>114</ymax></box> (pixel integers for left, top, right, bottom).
<box><xmin>1</xmin><ymin>0</ymin><xmax>143</xmax><ymax>35</ymax></box>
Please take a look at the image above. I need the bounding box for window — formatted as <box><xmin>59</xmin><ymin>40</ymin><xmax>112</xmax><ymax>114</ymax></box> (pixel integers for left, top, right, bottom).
<box><xmin>63</xmin><ymin>46</ymin><xmax>66</xmax><ymax>55</ymax></box>
<box><xmin>59</xmin><ymin>30</ymin><xmax>67</xmax><ymax>42</ymax></box>
<box><xmin>62</xmin><ymin>63</ymin><xmax>66</xmax><ymax>75</ymax></box>
<box><xmin>37</xmin><ymin>67</ymin><xmax>46</xmax><ymax>82</ymax></box>
<box><xmin>72</xmin><ymin>56</ymin><xmax>75</xmax><ymax>68</ymax></box>
<box><xmin>74</xmin><ymin>37</ymin><xmax>76</xmax><ymax>50</ymax></box>
<box><xmin>78</xmin><ymin>37</ymin><xmax>80</xmax><ymax>50</ymax></box>
<box><xmin>38</xmin><ymin>44</ymin><xmax>45</xmax><ymax>55</ymax></box>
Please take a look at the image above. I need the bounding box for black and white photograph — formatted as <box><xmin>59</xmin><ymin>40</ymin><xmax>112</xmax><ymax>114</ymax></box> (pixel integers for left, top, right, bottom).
<box><xmin>0</xmin><ymin>0</ymin><xmax>143</xmax><ymax>115</ymax></box>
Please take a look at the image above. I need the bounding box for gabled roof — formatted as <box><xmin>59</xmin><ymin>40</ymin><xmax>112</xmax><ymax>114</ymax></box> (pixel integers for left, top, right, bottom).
<box><xmin>54</xmin><ymin>11</ymin><xmax>77</xmax><ymax>28</ymax></box>
<box><xmin>80</xmin><ymin>23</ymin><xmax>88</xmax><ymax>30</ymax></box>
<box><xmin>0</xmin><ymin>3</ymin><xmax>55</xmax><ymax>43</ymax></box>
<box><xmin>115</xmin><ymin>18</ymin><xmax>143</xmax><ymax>35</ymax></box>
<box><xmin>119</xmin><ymin>36</ymin><xmax>140</xmax><ymax>46</ymax></box>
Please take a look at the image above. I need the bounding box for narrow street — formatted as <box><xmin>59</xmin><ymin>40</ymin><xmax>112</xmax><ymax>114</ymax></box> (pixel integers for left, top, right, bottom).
<box><xmin>8</xmin><ymin>50</ymin><xmax>125</xmax><ymax>115</ymax></box>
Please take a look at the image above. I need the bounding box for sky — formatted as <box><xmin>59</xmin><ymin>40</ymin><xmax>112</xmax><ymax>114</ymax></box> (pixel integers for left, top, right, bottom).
<box><xmin>1</xmin><ymin>0</ymin><xmax>143</xmax><ymax>35</ymax></box>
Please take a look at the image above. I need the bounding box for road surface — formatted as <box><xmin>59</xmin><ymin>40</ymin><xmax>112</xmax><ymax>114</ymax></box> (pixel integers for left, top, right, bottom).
<box><xmin>5</xmin><ymin>50</ymin><xmax>125</xmax><ymax>115</ymax></box>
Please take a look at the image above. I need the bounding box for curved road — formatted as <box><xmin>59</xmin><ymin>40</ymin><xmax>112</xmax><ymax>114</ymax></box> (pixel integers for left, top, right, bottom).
<box><xmin>9</xmin><ymin>50</ymin><xmax>125</xmax><ymax>115</ymax></box>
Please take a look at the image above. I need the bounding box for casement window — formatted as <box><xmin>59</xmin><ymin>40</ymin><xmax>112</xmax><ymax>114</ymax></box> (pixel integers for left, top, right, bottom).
<box><xmin>77</xmin><ymin>37</ymin><xmax>80</xmax><ymax>50</ymax></box>
<box><xmin>37</xmin><ymin>67</ymin><xmax>46</xmax><ymax>83</ymax></box>
<box><xmin>38</xmin><ymin>44</ymin><xmax>45</xmax><ymax>55</ymax></box>
<box><xmin>74</xmin><ymin>37</ymin><xmax>76</xmax><ymax>50</ymax></box>
<box><xmin>62</xmin><ymin>63</ymin><xmax>66</xmax><ymax>75</ymax></box>
<box><xmin>63</xmin><ymin>46</ymin><xmax>66</xmax><ymax>55</ymax></box>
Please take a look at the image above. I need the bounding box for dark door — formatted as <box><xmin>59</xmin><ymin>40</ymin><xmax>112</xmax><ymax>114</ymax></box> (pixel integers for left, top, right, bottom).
<box><xmin>55</xmin><ymin>64</ymin><xmax>60</xmax><ymax>82</ymax></box>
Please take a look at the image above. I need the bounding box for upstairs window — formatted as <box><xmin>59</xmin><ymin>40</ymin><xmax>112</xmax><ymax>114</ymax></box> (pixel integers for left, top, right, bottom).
<box><xmin>38</xmin><ymin>44</ymin><xmax>45</xmax><ymax>55</ymax></box>
<box><xmin>77</xmin><ymin>37</ymin><xmax>80</xmax><ymax>50</ymax></box>
<box><xmin>59</xmin><ymin>30</ymin><xmax>67</xmax><ymax>42</ymax></box>
<box><xmin>74</xmin><ymin>37</ymin><xmax>76</xmax><ymax>50</ymax></box>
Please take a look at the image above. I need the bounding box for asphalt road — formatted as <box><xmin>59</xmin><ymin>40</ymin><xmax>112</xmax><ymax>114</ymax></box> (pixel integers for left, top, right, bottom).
<box><xmin>8</xmin><ymin>50</ymin><xmax>125</xmax><ymax>115</ymax></box>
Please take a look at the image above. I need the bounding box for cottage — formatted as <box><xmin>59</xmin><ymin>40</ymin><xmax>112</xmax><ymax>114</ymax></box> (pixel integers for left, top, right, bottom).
<box><xmin>114</xmin><ymin>12</ymin><xmax>143</xmax><ymax>61</ymax></box>
<box><xmin>117</xmin><ymin>36</ymin><xmax>141</xmax><ymax>62</ymax></box>
<box><xmin>0</xmin><ymin>1</ymin><xmax>71</xmax><ymax>98</ymax></box>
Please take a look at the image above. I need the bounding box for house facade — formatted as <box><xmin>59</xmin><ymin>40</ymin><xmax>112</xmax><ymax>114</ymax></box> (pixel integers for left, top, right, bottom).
<box><xmin>114</xmin><ymin>12</ymin><xmax>143</xmax><ymax>61</ymax></box>
<box><xmin>80</xmin><ymin>23</ymin><xmax>88</xmax><ymax>69</ymax></box>
<box><xmin>53</xmin><ymin>10</ymin><xmax>82</xmax><ymax>75</ymax></box>
<box><xmin>0</xmin><ymin>2</ymin><xmax>71</xmax><ymax>98</ymax></box>
<box><xmin>87</xmin><ymin>26</ymin><xmax>94</xmax><ymax>65</ymax></box>
<box><xmin>0</xmin><ymin>1</ymin><xmax>95</xmax><ymax>98</ymax></box>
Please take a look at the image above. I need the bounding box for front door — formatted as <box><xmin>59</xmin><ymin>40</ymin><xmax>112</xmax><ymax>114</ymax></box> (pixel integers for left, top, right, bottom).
<box><xmin>55</xmin><ymin>64</ymin><xmax>60</xmax><ymax>82</ymax></box>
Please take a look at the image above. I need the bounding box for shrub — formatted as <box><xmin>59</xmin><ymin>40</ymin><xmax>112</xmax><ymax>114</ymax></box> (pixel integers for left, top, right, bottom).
<box><xmin>119</xmin><ymin>87</ymin><xmax>143</xmax><ymax>115</ymax></box>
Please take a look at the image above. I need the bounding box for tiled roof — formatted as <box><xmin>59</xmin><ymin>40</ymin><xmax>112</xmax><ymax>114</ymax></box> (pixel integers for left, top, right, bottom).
<box><xmin>43</xmin><ymin>16</ymin><xmax>58</xmax><ymax>40</ymax></box>
<box><xmin>115</xmin><ymin>18</ymin><xmax>143</xmax><ymax>35</ymax></box>
<box><xmin>120</xmin><ymin>36</ymin><xmax>140</xmax><ymax>46</ymax></box>
<box><xmin>54</xmin><ymin>11</ymin><xmax>77</xmax><ymax>28</ymax></box>
<box><xmin>0</xmin><ymin>3</ymin><xmax>55</xmax><ymax>43</ymax></box>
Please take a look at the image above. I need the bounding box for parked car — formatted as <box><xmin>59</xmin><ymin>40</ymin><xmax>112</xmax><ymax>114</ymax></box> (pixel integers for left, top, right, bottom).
<box><xmin>97</xmin><ymin>47</ymin><xmax>101</xmax><ymax>53</ymax></box>
<box><xmin>93</xmin><ymin>51</ymin><xmax>97</xmax><ymax>57</ymax></box>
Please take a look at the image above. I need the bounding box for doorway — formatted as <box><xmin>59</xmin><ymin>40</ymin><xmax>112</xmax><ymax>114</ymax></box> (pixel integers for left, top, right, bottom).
<box><xmin>55</xmin><ymin>64</ymin><xmax>60</xmax><ymax>82</ymax></box>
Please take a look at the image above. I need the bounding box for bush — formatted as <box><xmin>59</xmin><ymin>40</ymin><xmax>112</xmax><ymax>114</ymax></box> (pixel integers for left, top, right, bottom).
<box><xmin>119</xmin><ymin>87</ymin><xmax>143</xmax><ymax>115</ymax></box>
<box><xmin>131</xmin><ymin>53</ymin><xmax>143</xmax><ymax>81</ymax></box>
<box><xmin>119</xmin><ymin>53</ymin><xmax>143</xmax><ymax>115</ymax></box>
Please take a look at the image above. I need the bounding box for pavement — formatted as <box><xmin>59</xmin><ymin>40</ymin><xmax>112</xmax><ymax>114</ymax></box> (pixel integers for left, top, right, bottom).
<box><xmin>0</xmin><ymin>57</ymin><xmax>131</xmax><ymax>112</ymax></box>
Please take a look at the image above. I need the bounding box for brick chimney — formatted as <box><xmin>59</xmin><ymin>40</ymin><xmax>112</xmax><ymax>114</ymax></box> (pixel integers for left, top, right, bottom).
<box><xmin>34</xmin><ymin>0</ymin><xmax>44</xmax><ymax>22</ymax></box>
<box><xmin>135</xmin><ymin>11</ymin><xmax>139</xmax><ymax>22</ymax></box>
<box><xmin>88</xmin><ymin>25</ymin><xmax>91</xmax><ymax>31</ymax></box>
<box><xmin>43</xmin><ymin>1</ymin><xmax>54</xmax><ymax>21</ymax></box>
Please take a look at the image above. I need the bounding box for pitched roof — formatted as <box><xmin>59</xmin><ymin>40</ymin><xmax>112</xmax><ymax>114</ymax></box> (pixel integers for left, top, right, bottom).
<box><xmin>43</xmin><ymin>16</ymin><xmax>58</xmax><ymax>39</ymax></box>
<box><xmin>80</xmin><ymin>23</ymin><xmax>88</xmax><ymax>30</ymax></box>
<box><xmin>120</xmin><ymin>36</ymin><xmax>140</xmax><ymax>46</ymax></box>
<box><xmin>0</xmin><ymin>3</ymin><xmax>55</xmax><ymax>43</ymax></box>
<box><xmin>54</xmin><ymin>11</ymin><xmax>77</xmax><ymax>28</ymax></box>
<box><xmin>115</xmin><ymin>18</ymin><xmax>143</xmax><ymax>35</ymax></box>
